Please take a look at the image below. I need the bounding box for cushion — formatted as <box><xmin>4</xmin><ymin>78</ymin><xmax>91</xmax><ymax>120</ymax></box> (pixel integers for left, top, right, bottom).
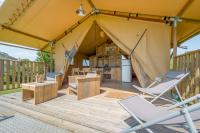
<box><xmin>86</xmin><ymin>73</ymin><xmax>97</xmax><ymax>78</ymax></box>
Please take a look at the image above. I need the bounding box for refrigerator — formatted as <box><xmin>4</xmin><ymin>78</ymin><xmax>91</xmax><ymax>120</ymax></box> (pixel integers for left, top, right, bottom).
<box><xmin>122</xmin><ymin>59</ymin><xmax>132</xmax><ymax>82</ymax></box>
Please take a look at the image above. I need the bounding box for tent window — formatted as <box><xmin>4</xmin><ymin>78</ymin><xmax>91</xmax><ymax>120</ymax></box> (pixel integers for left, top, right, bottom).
<box><xmin>82</xmin><ymin>59</ymin><xmax>89</xmax><ymax>67</ymax></box>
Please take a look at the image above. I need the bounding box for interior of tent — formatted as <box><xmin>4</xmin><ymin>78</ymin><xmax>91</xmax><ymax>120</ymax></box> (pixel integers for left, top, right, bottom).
<box><xmin>63</xmin><ymin>22</ymin><xmax>139</xmax><ymax>89</ymax></box>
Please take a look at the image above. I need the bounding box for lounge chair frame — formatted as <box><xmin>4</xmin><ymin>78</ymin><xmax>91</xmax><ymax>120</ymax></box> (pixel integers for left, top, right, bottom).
<box><xmin>133</xmin><ymin>71</ymin><xmax>190</xmax><ymax>103</ymax></box>
<box><xmin>119</xmin><ymin>94</ymin><xmax>200</xmax><ymax>133</ymax></box>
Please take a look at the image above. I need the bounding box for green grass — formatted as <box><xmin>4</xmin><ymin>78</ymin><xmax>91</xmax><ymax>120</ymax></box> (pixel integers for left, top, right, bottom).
<box><xmin>170</xmin><ymin>58</ymin><xmax>173</xmax><ymax>69</ymax></box>
<box><xmin>0</xmin><ymin>88</ymin><xmax>21</xmax><ymax>95</ymax></box>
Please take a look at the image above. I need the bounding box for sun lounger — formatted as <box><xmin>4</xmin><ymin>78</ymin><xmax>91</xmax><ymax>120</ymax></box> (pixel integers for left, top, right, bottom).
<box><xmin>119</xmin><ymin>94</ymin><xmax>200</xmax><ymax>133</ymax></box>
<box><xmin>133</xmin><ymin>71</ymin><xmax>190</xmax><ymax>103</ymax></box>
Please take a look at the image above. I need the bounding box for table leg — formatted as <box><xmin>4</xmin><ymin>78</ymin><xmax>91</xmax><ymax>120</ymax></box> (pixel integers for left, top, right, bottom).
<box><xmin>22</xmin><ymin>89</ymin><xmax>33</xmax><ymax>101</ymax></box>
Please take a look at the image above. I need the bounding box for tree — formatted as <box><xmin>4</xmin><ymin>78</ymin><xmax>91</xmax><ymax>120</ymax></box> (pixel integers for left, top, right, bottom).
<box><xmin>36</xmin><ymin>51</ymin><xmax>53</xmax><ymax>63</ymax></box>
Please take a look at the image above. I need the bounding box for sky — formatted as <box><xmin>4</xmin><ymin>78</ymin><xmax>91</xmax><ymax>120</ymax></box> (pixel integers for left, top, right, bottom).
<box><xmin>176</xmin><ymin>34</ymin><xmax>200</xmax><ymax>55</ymax></box>
<box><xmin>0</xmin><ymin>34</ymin><xmax>200</xmax><ymax>61</ymax></box>
<box><xmin>0</xmin><ymin>42</ymin><xmax>38</xmax><ymax>61</ymax></box>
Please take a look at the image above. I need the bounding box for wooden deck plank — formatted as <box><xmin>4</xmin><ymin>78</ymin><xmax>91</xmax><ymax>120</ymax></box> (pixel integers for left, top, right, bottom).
<box><xmin>0</xmin><ymin>95</ymin><xmax>127</xmax><ymax>133</ymax></box>
<box><xmin>1</xmin><ymin>86</ymin><xmax>199</xmax><ymax>133</ymax></box>
<box><xmin>0</xmin><ymin>100</ymin><xmax>102</xmax><ymax>133</ymax></box>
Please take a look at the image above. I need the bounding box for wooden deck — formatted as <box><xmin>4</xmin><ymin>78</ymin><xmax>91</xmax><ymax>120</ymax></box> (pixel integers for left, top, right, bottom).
<box><xmin>0</xmin><ymin>82</ymin><xmax>200</xmax><ymax>133</ymax></box>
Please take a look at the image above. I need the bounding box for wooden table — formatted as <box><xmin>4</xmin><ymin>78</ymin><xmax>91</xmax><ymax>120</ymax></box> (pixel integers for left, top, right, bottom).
<box><xmin>22</xmin><ymin>81</ymin><xmax>58</xmax><ymax>104</ymax></box>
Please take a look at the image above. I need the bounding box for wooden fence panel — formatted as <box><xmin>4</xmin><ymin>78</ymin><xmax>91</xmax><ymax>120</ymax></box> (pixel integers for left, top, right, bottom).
<box><xmin>0</xmin><ymin>59</ymin><xmax>53</xmax><ymax>92</ymax></box>
<box><xmin>0</xmin><ymin>60</ymin><xmax>4</xmax><ymax>90</ymax></box>
<box><xmin>173</xmin><ymin>50</ymin><xmax>200</xmax><ymax>99</ymax></box>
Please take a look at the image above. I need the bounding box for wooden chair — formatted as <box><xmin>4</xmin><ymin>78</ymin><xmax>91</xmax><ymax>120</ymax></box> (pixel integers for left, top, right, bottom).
<box><xmin>68</xmin><ymin>73</ymin><xmax>100</xmax><ymax>100</ymax></box>
<box><xmin>46</xmin><ymin>72</ymin><xmax>63</xmax><ymax>90</ymax></box>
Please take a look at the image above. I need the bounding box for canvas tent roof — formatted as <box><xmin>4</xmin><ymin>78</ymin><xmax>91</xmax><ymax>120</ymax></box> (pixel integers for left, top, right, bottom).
<box><xmin>0</xmin><ymin>0</ymin><xmax>199</xmax><ymax>51</ymax></box>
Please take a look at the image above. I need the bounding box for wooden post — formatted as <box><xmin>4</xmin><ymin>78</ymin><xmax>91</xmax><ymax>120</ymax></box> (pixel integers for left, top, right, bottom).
<box><xmin>6</xmin><ymin>60</ymin><xmax>10</xmax><ymax>90</ymax></box>
<box><xmin>22</xmin><ymin>61</ymin><xmax>25</xmax><ymax>83</ymax></box>
<box><xmin>12</xmin><ymin>61</ymin><xmax>16</xmax><ymax>89</ymax></box>
<box><xmin>0</xmin><ymin>60</ymin><xmax>4</xmax><ymax>91</ymax></box>
<box><xmin>17</xmin><ymin>61</ymin><xmax>20</xmax><ymax>88</ymax></box>
<box><xmin>172</xmin><ymin>17</ymin><xmax>178</xmax><ymax>70</ymax></box>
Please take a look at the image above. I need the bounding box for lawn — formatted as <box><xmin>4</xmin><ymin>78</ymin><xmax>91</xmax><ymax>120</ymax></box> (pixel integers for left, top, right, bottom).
<box><xmin>0</xmin><ymin>86</ymin><xmax>21</xmax><ymax>95</ymax></box>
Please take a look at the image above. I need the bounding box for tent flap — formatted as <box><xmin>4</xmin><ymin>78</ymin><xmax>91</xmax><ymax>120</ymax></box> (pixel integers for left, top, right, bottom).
<box><xmin>95</xmin><ymin>15</ymin><xmax>170</xmax><ymax>87</ymax></box>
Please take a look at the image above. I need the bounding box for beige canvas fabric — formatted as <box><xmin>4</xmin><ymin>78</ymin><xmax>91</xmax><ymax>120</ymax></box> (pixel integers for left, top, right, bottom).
<box><xmin>96</xmin><ymin>15</ymin><xmax>171</xmax><ymax>87</ymax></box>
<box><xmin>0</xmin><ymin>0</ymin><xmax>199</xmax><ymax>50</ymax></box>
<box><xmin>55</xmin><ymin>17</ymin><xmax>94</xmax><ymax>73</ymax></box>
<box><xmin>0</xmin><ymin>0</ymin><xmax>198</xmax><ymax>87</ymax></box>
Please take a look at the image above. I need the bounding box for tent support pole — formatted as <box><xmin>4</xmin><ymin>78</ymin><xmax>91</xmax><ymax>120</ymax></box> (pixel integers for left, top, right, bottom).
<box><xmin>172</xmin><ymin>19</ymin><xmax>178</xmax><ymax>69</ymax></box>
<box><xmin>86</xmin><ymin>0</ymin><xmax>96</xmax><ymax>10</ymax></box>
<box><xmin>1</xmin><ymin>25</ymin><xmax>49</xmax><ymax>42</ymax></box>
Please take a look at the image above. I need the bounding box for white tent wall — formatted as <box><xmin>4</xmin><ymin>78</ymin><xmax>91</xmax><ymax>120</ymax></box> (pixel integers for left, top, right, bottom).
<box><xmin>54</xmin><ymin>15</ymin><xmax>171</xmax><ymax>87</ymax></box>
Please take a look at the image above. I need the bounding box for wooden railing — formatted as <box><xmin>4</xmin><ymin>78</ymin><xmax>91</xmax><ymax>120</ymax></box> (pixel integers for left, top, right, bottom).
<box><xmin>0</xmin><ymin>59</ymin><xmax>54</xmax><ymax>91</ymax></box>
<box><xmin>173</xmin><ymin>49</ymin><xmax>200</xmax><ymax>99</ymax></box>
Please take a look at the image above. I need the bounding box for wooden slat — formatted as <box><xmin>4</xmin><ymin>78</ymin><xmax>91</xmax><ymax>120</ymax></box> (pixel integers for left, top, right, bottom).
<box><xmin>194</xmin><ymin>52</ymin><xmax>200</xmax><ymax>96</ymax></box>
<box><xmin>12</xmin><ymin>61</ymin><xmax>16</xmax><ymax>89</ymax></box>
<box><xmin>6</xmin><ymin>60</ymin><xmax>10</xmax><ymax>90</ymax></box>
<box><xmin>27</xmin><ymin>61</ymin><xmax>29</xmax><ymax>83</ymax></box>
<box><xmin>33</xmin><ymin>62</ymin><xmax>36</xmax><ymax>82</ymax></box>
<box><xmin>17</xmin><ymin>61</ymin><xmax>20</xmax><ymax>88</ymax></box>
<box><xmin>0</xmin><ymin>60</ymin><xmax>4</xmax><ymax>91</ymax></box>
<box><xmin>36</xmin><ymin>62</ymin><xmax>39</xmax><ymax>74</ymax></box>
<box><xmin>30</xmin><ymin>62</ymin><xmax>33</xmax><ymax>82</ymax></box>
<box><xmin>22</xmin><ymin>61</ymin><xmax>25</xmax><ymax>83</ymax></box>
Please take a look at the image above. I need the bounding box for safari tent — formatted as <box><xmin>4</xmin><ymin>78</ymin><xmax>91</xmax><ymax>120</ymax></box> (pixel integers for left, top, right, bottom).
<box><xmin>0</xmin><ymin>0</ymin><xmax>200</xmax><ymax>88</ymax></box>
<box><xmin>1</xmin><ymin>1</ymin><xmax>200</xmax><ymax>132</ymax></box>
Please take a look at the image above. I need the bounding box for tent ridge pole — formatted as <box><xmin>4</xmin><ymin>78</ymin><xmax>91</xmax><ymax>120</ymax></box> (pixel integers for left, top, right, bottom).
<box><xmin>177</xmin><ymin>0</ymin><xmax>195</xmax><ymax>17</ymax></box>
<box><xmin>1</xmin><ymin>25</ymin><xmax>50</xmax><ymax>42</ymax></box>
